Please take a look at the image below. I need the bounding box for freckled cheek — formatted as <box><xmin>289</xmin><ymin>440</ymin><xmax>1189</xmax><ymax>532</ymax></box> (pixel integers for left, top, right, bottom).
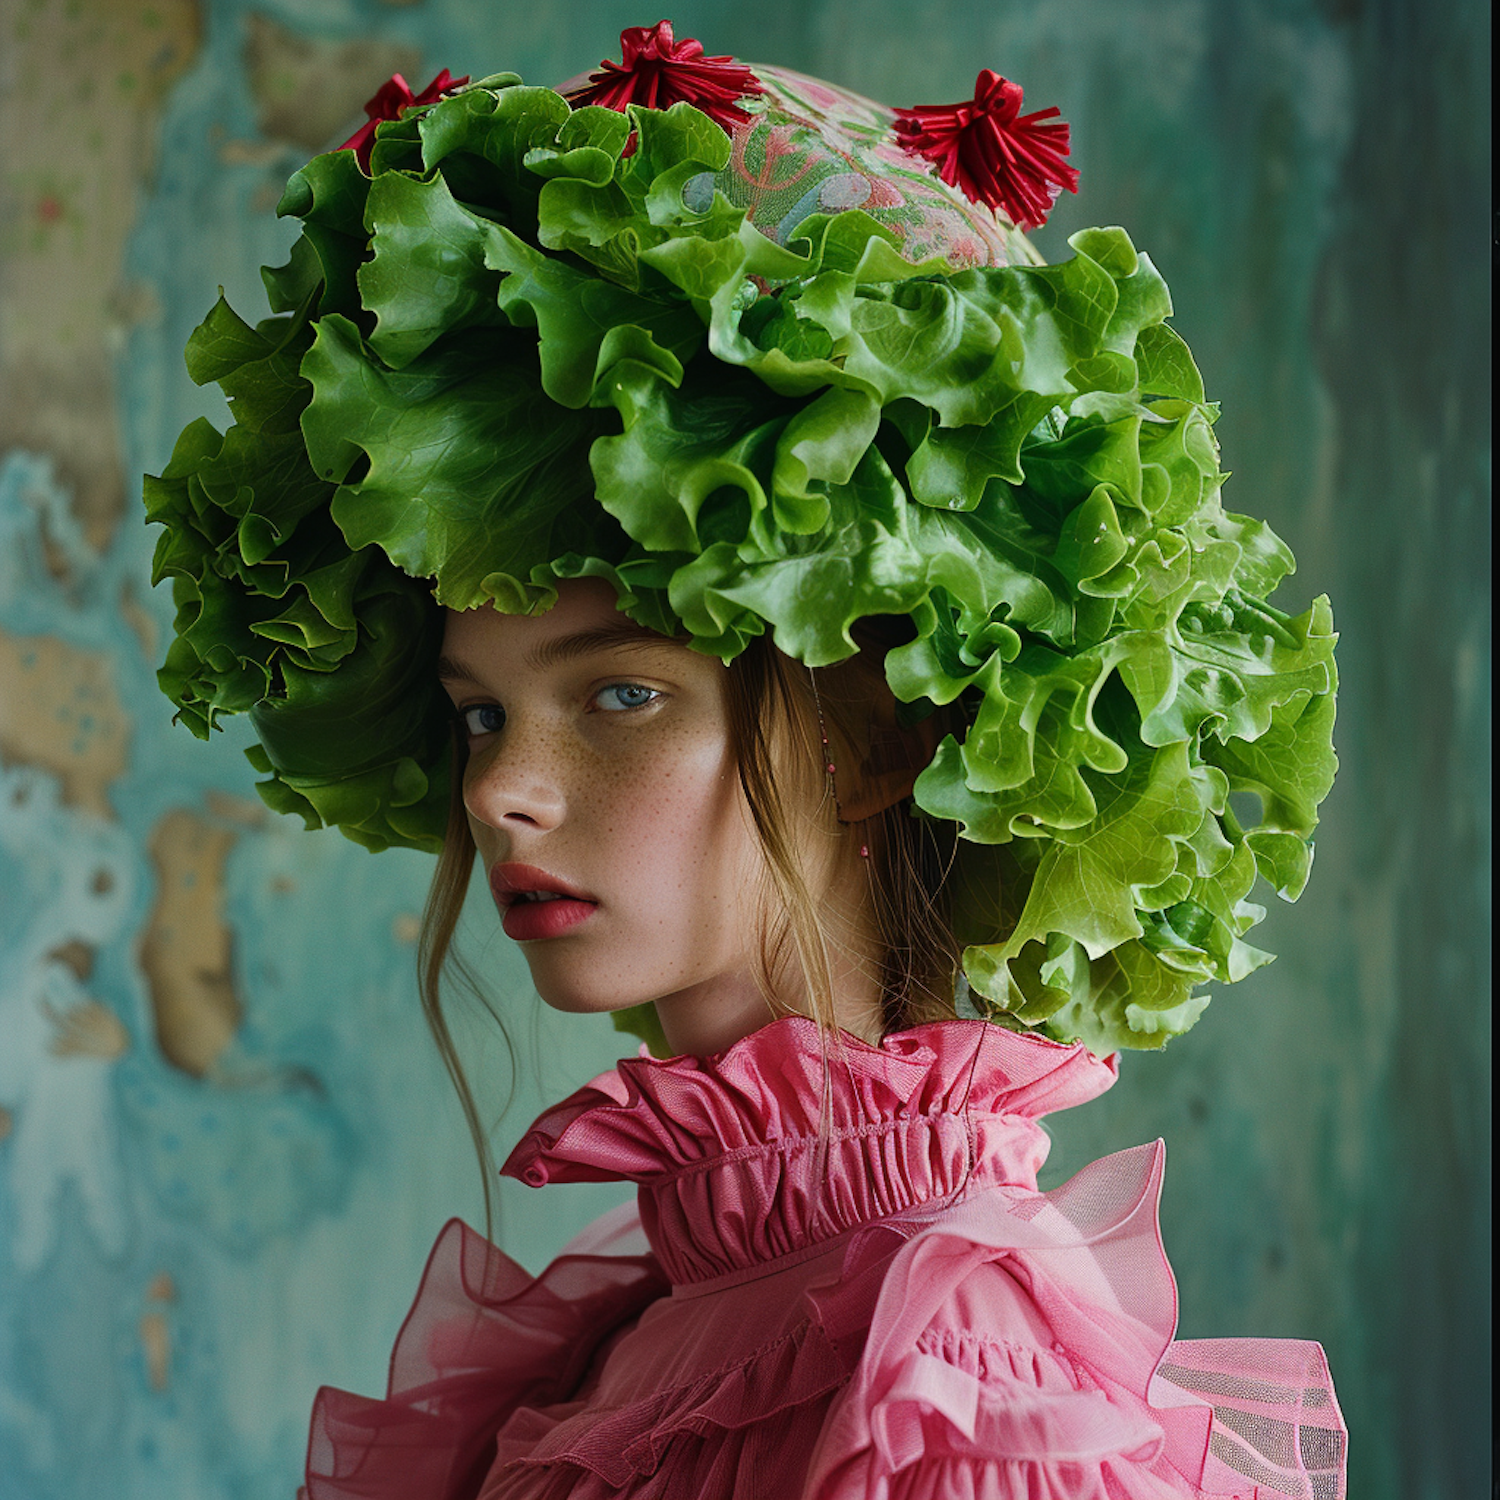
<box><xmin>579</xmin><ymin>737</ymin><xmax>744</xmax><ymax>906</ymax></box>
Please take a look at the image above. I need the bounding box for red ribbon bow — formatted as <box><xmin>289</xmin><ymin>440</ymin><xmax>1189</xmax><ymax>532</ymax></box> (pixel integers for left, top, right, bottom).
<box><xmin>564</xmin><ymin>21</ymin><xmax>763</xmax><ymax>134</ymax></box>
<box><xmin>340</xmin><ymin>68</ymin><xmax>470</xmax><ymax>173</ymax></box>
<box><xmin>894</xmin><ymin>70</ymin><xmax>1079</xmax><ymax>229</ymax></box>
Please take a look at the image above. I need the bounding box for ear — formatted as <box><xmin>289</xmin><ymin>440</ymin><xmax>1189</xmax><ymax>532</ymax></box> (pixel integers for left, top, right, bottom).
<box><xmin>812</xmin><ymin>648</ymin><xmax>945</xmax><ymax>823</ymax></box>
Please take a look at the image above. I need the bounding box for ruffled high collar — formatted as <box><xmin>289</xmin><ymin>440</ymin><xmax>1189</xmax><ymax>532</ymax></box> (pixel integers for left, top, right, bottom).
<box><xmin>502</xmin><ymin>1017</ymin><xmax>1117</xmax><ymax>1287</ymax></box>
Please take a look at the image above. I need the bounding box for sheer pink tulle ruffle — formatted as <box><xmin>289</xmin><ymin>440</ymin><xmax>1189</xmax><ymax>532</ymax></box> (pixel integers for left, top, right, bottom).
<box><xmin>304</xmin><ymin>1018</ymin><xmax>1346</xmax><ymax>1500</ymax></box>
<box><xmin>301</xmin><ymin>1206</ymin><xmax>665</xmax><ymax>1499</ymax></box>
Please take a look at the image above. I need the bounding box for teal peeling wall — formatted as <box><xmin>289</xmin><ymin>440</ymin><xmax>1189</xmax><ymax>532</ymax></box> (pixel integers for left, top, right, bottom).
<box><xmin>0</xmin><ymin>1</ymin><xmax>1488</xmax><ymax>1497</ymax></box>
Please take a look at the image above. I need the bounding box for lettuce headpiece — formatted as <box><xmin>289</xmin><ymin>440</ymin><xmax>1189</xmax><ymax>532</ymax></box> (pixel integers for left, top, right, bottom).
<box><xmin>145</xmin><ymin>23</ymin><xmax>1338</xmax><ymax>1055</ymax></box>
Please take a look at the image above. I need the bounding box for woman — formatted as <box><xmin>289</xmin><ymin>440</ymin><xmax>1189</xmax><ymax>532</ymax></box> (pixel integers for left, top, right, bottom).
<box><xmin>147</xmin><ymin>24</ymin><xmax>1347</xmax><ymax>1497</ymax></box>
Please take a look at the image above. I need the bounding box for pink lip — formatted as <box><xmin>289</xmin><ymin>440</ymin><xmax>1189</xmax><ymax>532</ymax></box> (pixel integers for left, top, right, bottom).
<box><xmin>490</xmin><ymin>863</ymin><xmax>598</xmax><ymax>942</ymax></box>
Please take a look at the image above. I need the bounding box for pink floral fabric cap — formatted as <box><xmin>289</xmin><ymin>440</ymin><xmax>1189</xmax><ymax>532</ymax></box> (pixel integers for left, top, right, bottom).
<box><xmin>695</xmin><ymin>66</ymin><xmax>1045</xmax><ymax>271</ymax></box>
<box><xmin>558</xmin><ymin>46</ymin><xmax>1047</xmax><ymax>272</ymax></box>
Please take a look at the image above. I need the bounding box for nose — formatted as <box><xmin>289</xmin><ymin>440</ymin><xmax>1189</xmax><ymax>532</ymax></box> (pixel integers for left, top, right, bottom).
<box><xmin>462</xmin><ymin>720</ymin><xmax>567</xmax><ymax>833</ymax></box>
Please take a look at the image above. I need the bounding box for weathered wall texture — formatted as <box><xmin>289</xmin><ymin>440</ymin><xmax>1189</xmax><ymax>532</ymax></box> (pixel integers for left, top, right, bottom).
<box><xmin>0</xmin><ymin>1</ymin><xmax>1487</xmax><ymax>1496</ymax></box>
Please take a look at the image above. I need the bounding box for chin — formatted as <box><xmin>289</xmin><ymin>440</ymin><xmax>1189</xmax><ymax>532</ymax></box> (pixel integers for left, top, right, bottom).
<box><xmin>524</xmin><ymin>962</ymin><xmax>657</xmax><ymax>1018</ymax></box>
<box><xmin>536</xmin><ymin>989</ymin><xmax>650</xmax><ymax>1018</ymax></box>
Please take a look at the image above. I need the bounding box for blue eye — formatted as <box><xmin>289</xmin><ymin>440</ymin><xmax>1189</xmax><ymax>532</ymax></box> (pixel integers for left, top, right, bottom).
<box><xmin>595</xmin><ymin>683</ymin><xmax>659</xmax><ymax>712</ymax></box>
<box><xmin>462</xmin><ymin>704</ymin><xmax>505</xmax><ymax>736</ymax></box>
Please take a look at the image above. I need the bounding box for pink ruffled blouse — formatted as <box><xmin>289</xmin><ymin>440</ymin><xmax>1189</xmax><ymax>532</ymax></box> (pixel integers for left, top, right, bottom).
<box><xmin>302</xmin><ymin>1018</ymin><xmax>1347</xmax><ymax>1499</ymax></box>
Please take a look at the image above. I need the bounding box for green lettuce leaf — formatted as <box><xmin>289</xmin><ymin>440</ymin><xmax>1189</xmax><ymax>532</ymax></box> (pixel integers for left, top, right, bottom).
<box><xmin>145</xmin><ymin>80</ymin><xmax>1339</xmax><ymax>1055</ymax></box>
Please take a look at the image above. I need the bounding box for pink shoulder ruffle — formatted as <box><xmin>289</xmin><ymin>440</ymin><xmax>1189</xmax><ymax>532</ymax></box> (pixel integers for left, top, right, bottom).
<box><xmin>301</xmin><ymin>1214</ymin><xmax>667</xmax><ymax>1500</ymax></box>
<box><xmin>503</xmin><ymin>1017</ymin><xmax>1118</xmax><ymax>1188</ymax></box>
<box><xmin>803</xmin><ymin>1142</ymin><xmax>1347</xmax><ymax>1500</ymax></box>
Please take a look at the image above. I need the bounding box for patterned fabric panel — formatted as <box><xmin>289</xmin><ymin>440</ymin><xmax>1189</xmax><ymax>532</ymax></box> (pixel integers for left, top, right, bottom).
<box><xmin>689</xmin><ymin>65</ymin><xmax>1043</xmax><ymax>270</ymax></box>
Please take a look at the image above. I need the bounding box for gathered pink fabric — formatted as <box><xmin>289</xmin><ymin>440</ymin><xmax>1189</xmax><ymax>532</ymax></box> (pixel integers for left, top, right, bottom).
<box><xmin>302</xmin><ymin>1018</ymin><xmax>1346</xmax><ymax>1499</ymax></box>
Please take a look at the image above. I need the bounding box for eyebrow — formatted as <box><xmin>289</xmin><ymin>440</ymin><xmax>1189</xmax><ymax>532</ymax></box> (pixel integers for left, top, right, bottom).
<box><xmin>436</xmin><ymin>618</ymin><xmax>679</xmax><ymax>686</ymax></box>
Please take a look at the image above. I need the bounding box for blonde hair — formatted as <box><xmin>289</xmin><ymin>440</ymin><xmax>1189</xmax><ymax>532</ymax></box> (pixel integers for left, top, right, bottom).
<box><xmin>418</xmin><ymin>631</ymin><xmax>962</xmax><ymax>1234</ymax></box>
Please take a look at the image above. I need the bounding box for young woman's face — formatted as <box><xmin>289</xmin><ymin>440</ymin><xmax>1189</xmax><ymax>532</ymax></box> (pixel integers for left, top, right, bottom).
<box><xmin>440</xmin><ymin>579</ymin><xmax>800</xmax><ymax>1054</ymax></box>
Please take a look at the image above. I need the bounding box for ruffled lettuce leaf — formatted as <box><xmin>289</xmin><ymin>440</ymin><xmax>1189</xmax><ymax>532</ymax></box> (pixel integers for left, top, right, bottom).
<box><xmin>144</xmin><ymin>80</ymin><xmax>1339</xmax><ymax>1052</ymax></box>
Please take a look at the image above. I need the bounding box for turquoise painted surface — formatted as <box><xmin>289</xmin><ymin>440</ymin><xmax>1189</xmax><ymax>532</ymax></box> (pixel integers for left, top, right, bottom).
<box><xmin>0</xmin><ymin>2</ymin><xmax>1487</xmax><ymax>1498</ymax></box>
